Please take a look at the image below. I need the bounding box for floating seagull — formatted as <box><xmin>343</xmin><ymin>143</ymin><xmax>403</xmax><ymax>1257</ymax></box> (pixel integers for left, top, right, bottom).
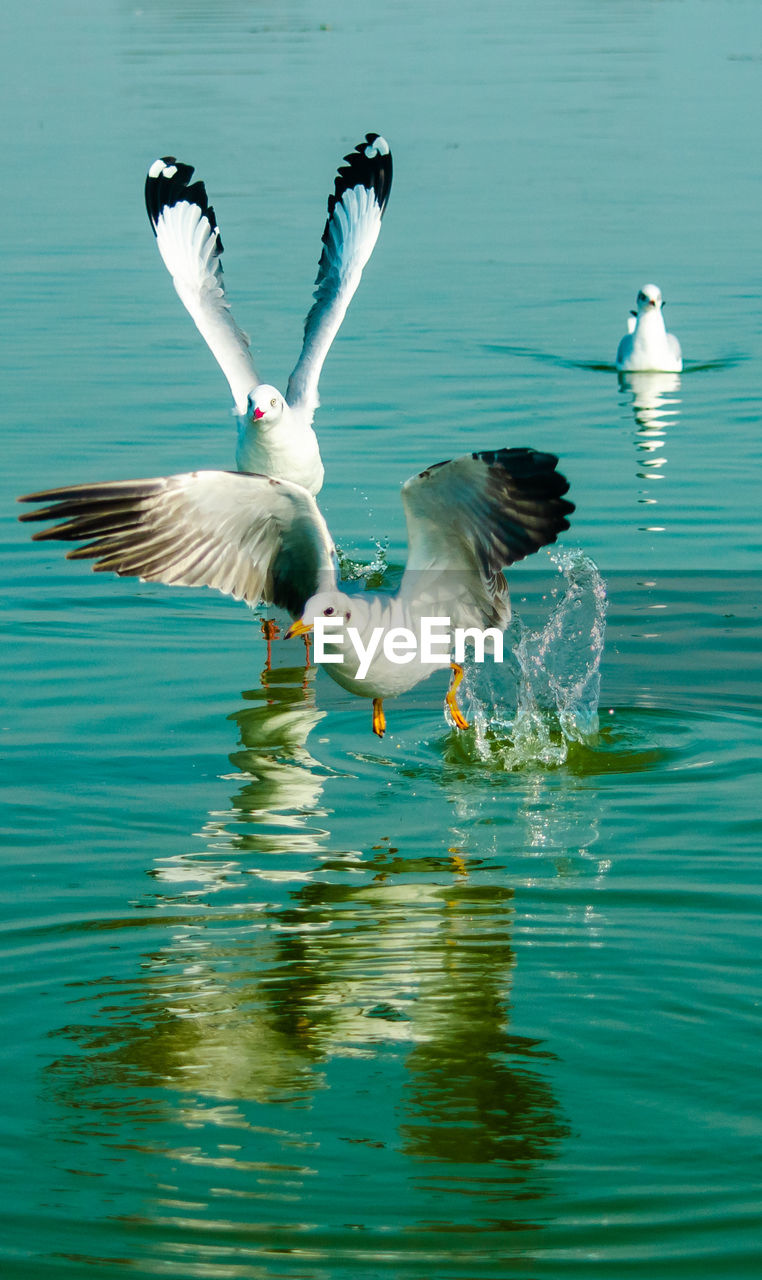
<box><xmin>145</xmin><ymin>133</ymin><xmax>393</xmax><ymax>493</ymax></box>
<box><xmin>615</xmin><ymin>283</ymin><xmax>682</xmax><ymax>373</ymax></box>
<box><xmin>19</xmin><ymin>449</ymin><xmax>573</xmax><ymax>737</ymax></box>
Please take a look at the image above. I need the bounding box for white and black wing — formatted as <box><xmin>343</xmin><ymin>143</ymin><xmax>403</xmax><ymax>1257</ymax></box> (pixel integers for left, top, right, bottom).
<box><xmin>285</xmin><ymin>133</ymin><xmax>392</xmax><ymax>416</ymax></box>
<box><xmin>19</xmin><ymin>471</ymin><xmax>336</xmax><ymax>618</ymax></box>
<box><xmin>400</xmin><ymin>448</ymin><xmax>574</xmax><ymax>628</ymax></box>
<box><xmin>145</xmin><ymin>158</ymin><xmax>259</xmax><ymax>414</ymax></box>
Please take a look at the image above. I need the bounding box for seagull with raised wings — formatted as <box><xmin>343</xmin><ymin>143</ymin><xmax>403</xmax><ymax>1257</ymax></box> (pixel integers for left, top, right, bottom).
<box><xmin>20</xmin><ymin>449</ymin><xmax>573</xmax><ymax>737</ymax></box>
<box><xmin>145</xmin><ymin>133</ymin><xmax>393</xmax><ymax>493</ymax></box>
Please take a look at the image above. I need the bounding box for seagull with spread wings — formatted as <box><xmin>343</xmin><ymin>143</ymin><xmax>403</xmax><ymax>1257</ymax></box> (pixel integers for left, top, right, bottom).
<box><xmin>145</xmin><ymin>133</ymin><xmax>393</xmax><ymax>493</ymax></box>
<box><xmin>19</xmin><ymin>449</ymin><xmax>573</xmax><ymax>737</ymax></box>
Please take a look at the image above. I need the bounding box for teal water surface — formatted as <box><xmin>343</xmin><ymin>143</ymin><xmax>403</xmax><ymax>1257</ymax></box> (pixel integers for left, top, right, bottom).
<box><xmin>3</xmin><ymin>2</ymin><xmax>762</xmax><ymax>1277</ymax></box>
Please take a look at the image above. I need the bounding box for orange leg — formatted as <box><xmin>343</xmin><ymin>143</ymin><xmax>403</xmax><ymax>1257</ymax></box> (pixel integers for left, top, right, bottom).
<box><xmin>446</xmin><ymin>661</ymin><xmax>469</xmax><ymax>730</ymax></box>
<box><xmin>449</xmin><ymin>850</ymin><xmax>468</xmax><ymax>876</ymax></box>
<box><xmin>372</xmin><ymin>697</ymin><xmax>386</xmax><ymax>737</ymax></box>
<box><xmin>261</xmin><ymin>618</ymin><xmax>280</xmax><ymax>669</ymax></box>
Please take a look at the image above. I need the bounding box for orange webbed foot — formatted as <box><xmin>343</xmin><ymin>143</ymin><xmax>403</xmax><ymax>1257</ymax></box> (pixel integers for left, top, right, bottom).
<box><xmin>446</xmin><ymin>661</ymin><xmax>470</xmax><ymax>731</ymax></box>
<box><xmin>372</xmin><ymin>697</ymin><xmax>386</xmax><ymax>737</ymax></box>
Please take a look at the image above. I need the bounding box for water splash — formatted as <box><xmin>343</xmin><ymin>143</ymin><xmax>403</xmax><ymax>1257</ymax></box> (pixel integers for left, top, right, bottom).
<box><xmin>336</xmin><ymin>538</ymin><xmax>392</xmax><ymax>588</ymax></box>
<box><xmin>451</xmin><ymin>548</ymin><xmax>607</xmax><ymax>770</ymax></box>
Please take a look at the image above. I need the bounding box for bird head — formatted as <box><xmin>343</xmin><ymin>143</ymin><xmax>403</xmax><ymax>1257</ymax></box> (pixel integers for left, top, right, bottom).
<box><xmin>286</xmin><ymin>590</ymin><xmax>359</xmax><ymax>641</ymax></box>
<box><xmin>635</xmin><ymin>284</ymin><xmax>664</xmax><ymax>314</ymax></box>
<box><xmin>247</xmin><ymin>385</ymin><xmax>286</xmax><ymax>429</ymax></box>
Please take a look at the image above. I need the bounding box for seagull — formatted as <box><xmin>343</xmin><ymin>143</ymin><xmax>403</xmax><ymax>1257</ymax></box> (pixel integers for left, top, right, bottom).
<box><xmin>19</xmin><ymin>448</ymin><xmax>573</xmax><ymax>737</ymax></box>
<box><xmin>145</xmin><ymin>133</ymin><xmax>393</xmax><ymax>493</ymax></box>
<box><xmin>615</xmin><ymin>283</ymin><xmax>682</xmax><ymax>373</ymax></box>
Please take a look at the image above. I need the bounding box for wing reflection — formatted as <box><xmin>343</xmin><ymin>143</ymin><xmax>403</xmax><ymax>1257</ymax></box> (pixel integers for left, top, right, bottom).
<box><xmin>393</xmin><ymin>886</ymin><xmax>568</xmax><ymax>1167</ymax></box>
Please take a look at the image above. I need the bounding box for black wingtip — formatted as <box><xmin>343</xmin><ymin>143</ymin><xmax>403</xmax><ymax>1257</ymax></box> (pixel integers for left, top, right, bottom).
<box><xmin>473</xmin><ymin>446</ymin><xmax>565</xmax><ymax>482</ymax></box>
<box><xmin>326</xmin><ymin>132</ymin><xmax>393</xmax><ymax>228</ymax></box>
<box><xmin>475</xmin><ymin>446</ymin><xmax>576</xmax><ymax>529</ymax></box>
<box><xmin>144</xmin><ymin>155</ymin><xmax>222</xmax><ymax>249</ymax></box>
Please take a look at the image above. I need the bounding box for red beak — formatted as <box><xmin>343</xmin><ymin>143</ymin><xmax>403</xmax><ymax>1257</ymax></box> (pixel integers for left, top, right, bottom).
<box><xmin>253</xmin><ymin>407</ymin><xmax>265</xmax><ymax>420</ymax></box>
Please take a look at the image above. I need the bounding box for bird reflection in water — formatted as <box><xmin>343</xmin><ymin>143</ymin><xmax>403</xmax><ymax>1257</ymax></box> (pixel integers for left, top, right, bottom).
<box><xmin>618</xmin><ymin>370</ymin><xmax>682</xmax><ymax>529</ymax></box>
<box><xmin>42</xmin><ymin>675</ymin><xmax>568</xmax><ymax>1224</ymax></box>
<box><xmin>156</xmin><ymin>662</ymin><xmax>332</xmax><ymax>895</ymax></box>
<box><xmin>218</xmin><ymin>662</ymin><xmax>331</xmax><ymax>864</ymax></box>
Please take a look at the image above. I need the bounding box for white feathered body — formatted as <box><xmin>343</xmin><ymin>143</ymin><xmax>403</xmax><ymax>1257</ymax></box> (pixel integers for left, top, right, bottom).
<box><xmin>236</xmin><ymin>402</ymin><xmax>324</xmax><ymax>491</ymax></box>
<box><xmin>616</xmin><ymin>286</ymin><xmax>682</xmax><ymax>373</ymax></box>
<box><xmin>317</xmin><ymin>594</ymin><xmax>457</xmax><ymax>701</ymax></box>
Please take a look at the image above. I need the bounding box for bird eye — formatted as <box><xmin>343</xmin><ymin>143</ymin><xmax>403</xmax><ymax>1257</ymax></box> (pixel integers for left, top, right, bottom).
<box><xmin>324</xmin><ymin>606</ymin><xmax>335</xmax><ymax>616</ymax></box>
<box><xmin>346</xmin><ymin>610</ymin><xmax>351</xmax><ymax>621</ymax></box>
<box><xmin>270</xmin><ymin>397</ymin><xmax>278</xmax><ymax>408</ymax></box>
